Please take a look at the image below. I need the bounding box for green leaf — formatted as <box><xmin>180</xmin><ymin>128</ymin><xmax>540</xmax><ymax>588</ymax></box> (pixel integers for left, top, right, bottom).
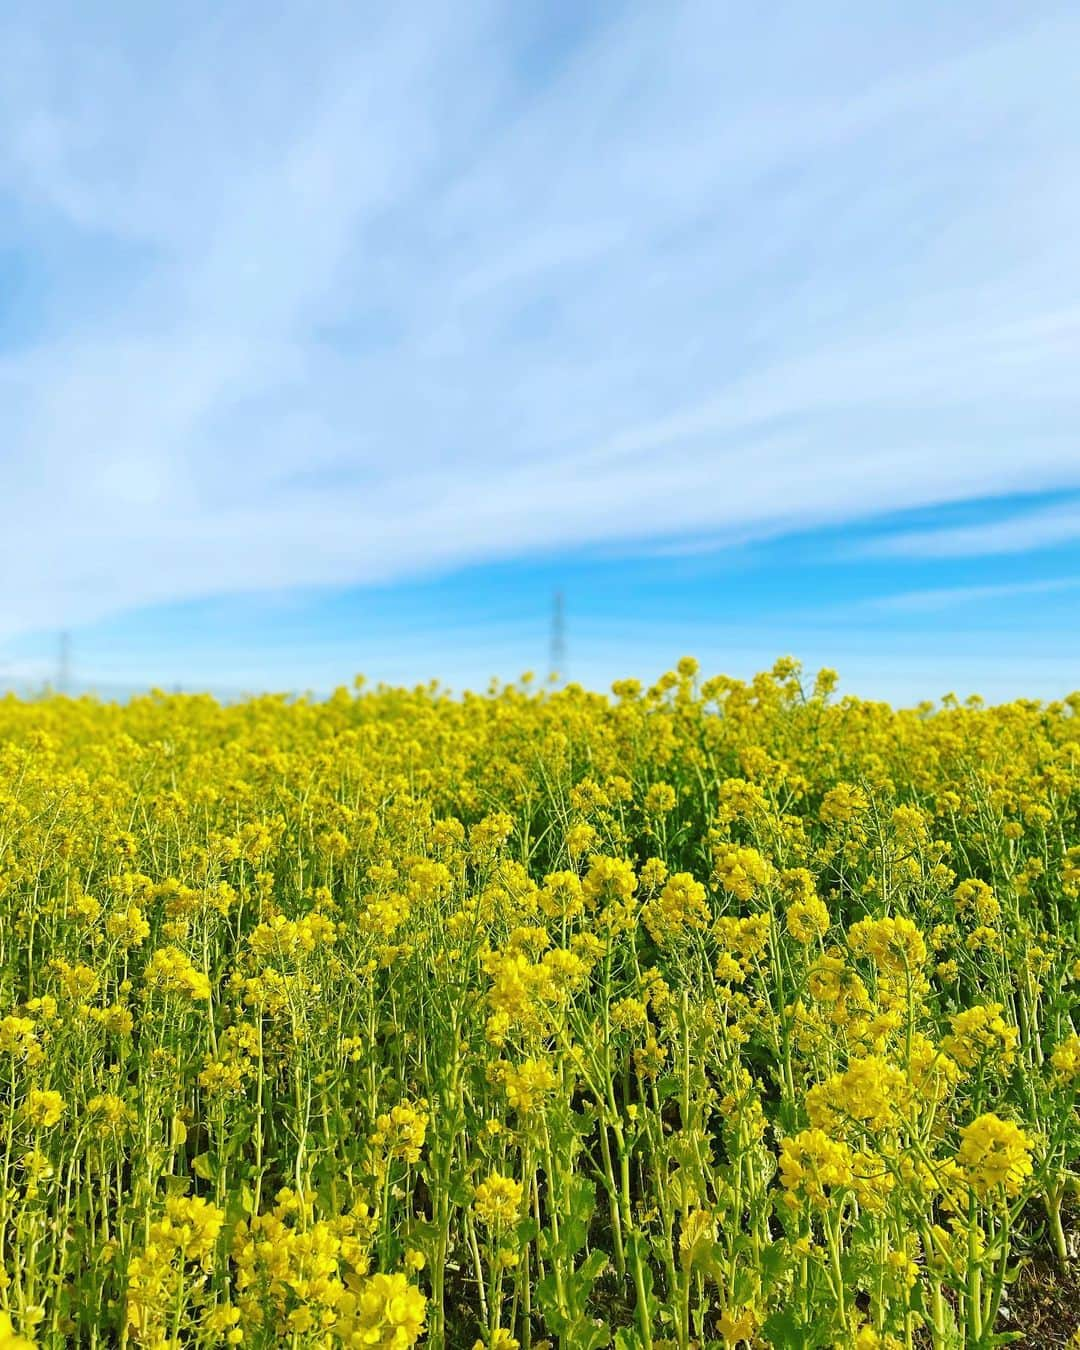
<box><xmin>569</xmin><ymin>1176</ymin><xmax>597</xmax><ymax>1222</ymax></box>
<box><xmin>758</xmin><ymin>1238</ymin><xmax>792</xmax><ymax>1286</ymax></box>
<box><xmin>762</xmin><ymin>1306</ymin><xmax>832</xmax><ymax>1349</ymax></box>
<box><xmin>560</xmin><ymin>1214</ymin><xmax>590</xmax><ymax>1260</ymax></box>
<box><xmin>535</xmin><ymin>1273</ymin><xmax>568</xmax><ymax>1334</ymax></box>
<box><xmin>448</xmin><ymin>1176</ymin><xmax>473</xmax><ymax>1209</ymax></box>
<box><xmin>565</xmin><ymin>1315</ymin><xmax>611</xmax><ymax>1350</ymax></box>
<box><xmin>404</xmin><ymin>1219</ymin><xmax>439</xmax><ymax>1250</ymax></box>
<box><xmin>191</xmin><ymin>1151</ymin><xmax>214</xmax><ymax>1182</ymax></box>
<box><xmin>577</xmin><ymin>1248</ymin><xmax>609</xmax><ymax>1289</ymax></box>
<box><xmin>625</xmin><ymin>1234</ymin><xmax>656</xmax><ymax>1320</ymax></box>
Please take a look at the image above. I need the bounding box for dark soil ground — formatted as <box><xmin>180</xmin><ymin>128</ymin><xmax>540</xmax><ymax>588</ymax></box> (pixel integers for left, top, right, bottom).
<box><xmin>997</xmin><ymin>1256</ymin><xmax>1080</xmax><ymax>1347</ymax></box>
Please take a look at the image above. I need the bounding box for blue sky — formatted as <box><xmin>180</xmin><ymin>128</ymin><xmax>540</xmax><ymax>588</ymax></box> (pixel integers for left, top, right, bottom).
<box><xmin>2</xmin><ymin>3</ymin><xmax>1080</xmax><ymax>703</ymax></box>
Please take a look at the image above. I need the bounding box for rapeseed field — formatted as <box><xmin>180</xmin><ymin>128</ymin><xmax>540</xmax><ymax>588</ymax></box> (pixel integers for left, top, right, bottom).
<box><xmin>0</xmin><ymin>658</ymin><xmax>1076</xmax><ymax>1348</ymax></box>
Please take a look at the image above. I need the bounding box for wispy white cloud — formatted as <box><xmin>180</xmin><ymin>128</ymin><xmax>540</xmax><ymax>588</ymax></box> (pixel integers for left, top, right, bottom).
<box><xmin>856</xmin><ymin>501</ymin><xmax>1080</xmax><ymax>559</ymax></box>
<box><xmin>1</xmin><ymin>2</ymin><xmax>1080</xmax><ymax>642</ymax></box>
<box><xmin>866</xmin><ymin>575</ymin><xmax>1080</xmax><ymax>612</ymax></box>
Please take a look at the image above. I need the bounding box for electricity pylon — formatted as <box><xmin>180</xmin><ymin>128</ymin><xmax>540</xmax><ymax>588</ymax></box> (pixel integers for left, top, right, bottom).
<box><xmin>550</xmin><ymin>590</ymin><xmax>565</xmax><ymax>685</ymax></box>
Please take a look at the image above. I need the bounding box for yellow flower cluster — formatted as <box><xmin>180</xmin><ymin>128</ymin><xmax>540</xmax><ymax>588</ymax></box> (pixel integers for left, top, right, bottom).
<box><xmin>472</xmin><ymin>1173</ymin><xmax>524</xmax><ymax>1230</ymax></box>
<box><xmin>0</xmin><ymin>658</ymin><xmax>1074</xmax><ymax>1346</ymax></box>
<box><xmin>372</xmin><ymin>1102</ymin><xmax>430</xmax><ymax>1164</ymax></box>
<box><xmin>956</xmin><ymin>1114</ymin><xmax>1034</xmax><ymax>1197</ymax></box>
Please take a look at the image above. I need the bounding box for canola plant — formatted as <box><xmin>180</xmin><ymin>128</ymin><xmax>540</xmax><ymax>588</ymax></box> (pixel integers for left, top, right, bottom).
<box><xmin>0</xmin><ymin>658</ymin><xmax>1076</xmax><ymax>1349</ymax></box>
